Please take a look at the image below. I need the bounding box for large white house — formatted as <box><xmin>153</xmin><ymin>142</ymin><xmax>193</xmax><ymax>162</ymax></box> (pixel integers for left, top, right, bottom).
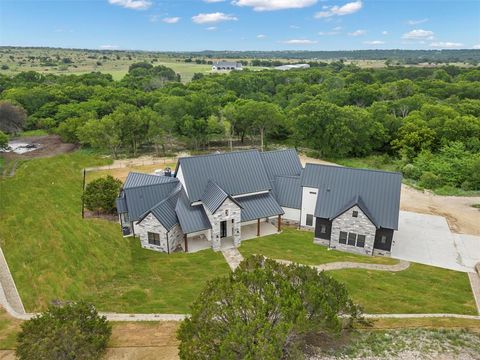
<box><xmin>211</xmin><ymin>61</ymin><xmax>243</xmax><ymax>71</ymax></box>
<box><xmin>116</xmin><ymin>149</ymin><xmax>402</xmax><ymax>256</ymax></box>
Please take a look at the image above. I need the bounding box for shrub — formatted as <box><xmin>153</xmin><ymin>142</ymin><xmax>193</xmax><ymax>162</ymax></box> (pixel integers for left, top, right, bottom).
<box><xmin>402</xmin><ymin>163</ymin><xmax>420</xmax><ymax>179</ymax></box>
<box><xmin>419</xmin><ymin>171</ymin><xmax>442</xmax><ymax>189</ymax></box>
<box><xmin>83</xmin><ymin>175</ymin><xmax>122</xmax><ymax>214</ymax></box>
<box><xmin>0</xmin><ymin>130</ymin><xmax>8</xmax><ymax>150</ymax></box>
<box><xmin>16</xmin><ymin>301</ymin><xmax>111</xmax><ymax>360</ymax></box>
<box><xmin>177</xmin><ymin>256</ymin><xmax>365</xmax><ymax>359</ymax></box>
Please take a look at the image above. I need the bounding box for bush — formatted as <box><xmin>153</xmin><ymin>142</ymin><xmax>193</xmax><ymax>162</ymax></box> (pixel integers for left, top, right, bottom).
<box><xmin>419</xmin><ymin>171</ymin><xmax>442</xmax><ymax>189</ymax></box>
<box><xmin>16</xmin><ymin>301</ymin><xmax>111</xmax><ymax>360</ymax></box>
<box><xmin>0</xmin><ymin>130</ymin><xmax>8</xmax><ymax>150</ymax></box>
<box><xmin>177</xmin><ymin>256</ymin><xmax>365</xmax><ymax>359</ymax></box>
<box><xmin>402</xmin><ymin>163</ymin><xmax>420</xmax><ymax>179</ymax></box>
<box><xmin>83</xmin><ymin>175</ymin><xmax>122</xmax><ymax>214</ymax></box>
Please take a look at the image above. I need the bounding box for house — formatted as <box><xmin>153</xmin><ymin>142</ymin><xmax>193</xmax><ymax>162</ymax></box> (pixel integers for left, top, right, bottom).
<box><xmin>212</xmin><ymin>61</ymin><xmax>243</xmax><ymax>71</ymax></box>
<box><xmin>116</xmin><ymin>149</ymin><xmax>402</xmax><ymax>256</ymax></box>
<box><xmin>274</xmin><ymin>64</ymin><xmax>310</xmax><ymax>71</ymax></box>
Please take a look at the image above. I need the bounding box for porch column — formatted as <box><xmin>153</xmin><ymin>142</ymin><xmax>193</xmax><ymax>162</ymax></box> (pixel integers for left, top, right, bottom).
<box><xmin>277</xmin><ymin>214</ymin><xmax>281</xmax><ymax>232</ymax></box>
<box><xmin>257</xmin><ymin>218</ymin><xmax>260</xmax><ymax>237</ymax></box>
<box><xmin>184</xmin><ymin>234</ymin><xmax>188</xmax><ymax>253</ymax></box>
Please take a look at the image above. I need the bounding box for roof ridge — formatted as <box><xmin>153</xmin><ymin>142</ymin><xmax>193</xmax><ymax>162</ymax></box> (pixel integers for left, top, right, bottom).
<box><xmin>124</xmin><ymin>177</ymin><xmax>178</xmax><ymax>190</ymax></box>
<box><xmin>178</xmin><ymin>149</ymin><xmax>260</xmax><ymax>162</ymax></box>
<box><xmin>304</xmin><ymin>162</ymin><xmax>402</xmax><ymax>176</ymax></box>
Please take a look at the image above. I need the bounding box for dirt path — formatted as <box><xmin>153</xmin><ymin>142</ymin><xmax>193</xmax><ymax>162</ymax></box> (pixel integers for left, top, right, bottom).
<box><xmin>299</xmin><ymin>154</ymin><xmax>480</xmax><ymax>236</ymax></box>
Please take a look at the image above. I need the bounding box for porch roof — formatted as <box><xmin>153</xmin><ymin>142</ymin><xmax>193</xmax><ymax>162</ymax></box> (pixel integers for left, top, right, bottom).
<box><xmin>235</xmin><ymin>192</ymin><xmax>284</xmax><ymax>222</ymax></box>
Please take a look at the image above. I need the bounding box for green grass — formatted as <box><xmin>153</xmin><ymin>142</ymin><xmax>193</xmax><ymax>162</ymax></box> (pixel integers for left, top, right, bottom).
<box><xmin>331</xmin><ymin>264</ymin><xmax>476</xmax><ymax>314</ymax></box>
<box><xmin>0</xmin><ymin>150</ymin><xmax>229</xmax><ymax>313</ymax></box>
<box><xmin>328</xmin><ymin>154</ymin><xmax>400</xmax><ymax>173</ymax></box>
<box><xmin>240</xmin><ymin>228</ymin><xmax>476</xmax><ymax>315</ymax></box>
<box><xmin>16</xmin><ymin>129</ymin><xmax>49</xmax><ymax>137</ymax></box>
<box><xmin>240</xmin><ymin>228</ymin><xmax>398</xmax><ymax>265</ymax></box>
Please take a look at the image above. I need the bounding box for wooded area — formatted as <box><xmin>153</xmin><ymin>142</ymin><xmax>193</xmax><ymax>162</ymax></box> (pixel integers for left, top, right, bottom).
<box><xmin>0</xmin><ymin>62</ymin><xmax>479</xmax><ymax>193</ymax></box>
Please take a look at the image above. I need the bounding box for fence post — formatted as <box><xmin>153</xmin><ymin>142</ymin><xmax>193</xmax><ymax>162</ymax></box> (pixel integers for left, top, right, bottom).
<box><xmin>81</xmin><ymin>169</ymin><xmax>86</xmax><ymax>219</ymax></box>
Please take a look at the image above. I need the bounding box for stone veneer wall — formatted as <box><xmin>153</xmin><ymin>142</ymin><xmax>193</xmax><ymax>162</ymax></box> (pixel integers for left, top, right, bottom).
<box><xmin>204</xmin><ymin>198</ymin><xmax>241</xmax><ymax>251</ymax></box>
<box><xmin>169</xmin><ymin>224</ymin><xmax>184</xmax><ymax>252</ymax></box>
<box><xmin>137</xmin><ymin>213</ymin><xmax>170</xmax><ymax>253</ymax></box>
<box><xmin>329</xmin><ymin>205</ymin><xmax>376</xmax><ymax>256</ymax></box>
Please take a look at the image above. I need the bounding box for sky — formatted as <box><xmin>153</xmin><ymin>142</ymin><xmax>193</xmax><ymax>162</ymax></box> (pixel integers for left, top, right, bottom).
<box><xmin>0</xmin><ymin>0</ymin><xmax>479</xmax><ymax>51</ymax></box>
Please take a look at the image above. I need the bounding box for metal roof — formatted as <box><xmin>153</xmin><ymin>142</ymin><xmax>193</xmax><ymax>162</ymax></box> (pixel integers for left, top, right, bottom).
<box><xmin>123</xmin><ymin>179</ymin><xmax>180</xmax><ymax>221</ymax></box>
<box><xmin>329</xmin><ymin>195</ymin><xmax>379</xmax><ymax>227</ymax></box>
<box><xmin>201</xmin><ymin>180</ymin><xmax>229</xmax><ymax>214</ymax></box>
<box><xmin>272</xmin><ymin>175</ymin><xmax>302</xmax><ymax>209</ymax></box>
<box><xmin>144</xmin><ymin>185</ymin><xmax>182</xmax><ymax>231</ymax></box>
<box><xmin>302</xmin><ymin>164</ymin><xmax>402</xmax><ymax>230</ymax></box>
<box><xmin>176</xmin><ymin>190</ymin><xmax>212</xmax><ymax>234</ymax></box>
<box><xmin>260</xmin><ymin>149</ymin><xmax>303</xmax><ymax>181</ymax></box>
<box><xmin>123</xmin><ymin>172</ymin><xmax>177</xmax><ymax>189</ymax></box>
<box><xmin>115</xmin><ymin>195</ymin><xmax>128</xmax><ymax>214</ymax></box>
<box><xmin>235</xmin><ymin>192</ymin><xmax>284</xmax><ymax>222</ymax></box>
<box><xmin>176</xmin><ymin>150</ymin><xmax>272</xmax><ymax>202</ymax></box>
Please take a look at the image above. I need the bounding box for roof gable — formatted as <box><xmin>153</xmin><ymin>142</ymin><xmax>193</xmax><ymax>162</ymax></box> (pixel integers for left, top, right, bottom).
<box><xmin>175</xmin><ymin>190</ymin><xmax>211</xmax><ymax>234</ymax></box>
<box><xmin>328</xmin><ymin>195</ymin><xmax>379</xmax><ymax>227</ymax></box>
<box><xmin>176</xmin><ymin>150</ymin><xmax>271</xmax><ymax>202</ymax></box>
<box><xmin>201</xmin><ymin>180</ymin><xmax>241</xmax><ymax>214</ymax></box>
<box><xmin>303</xmin><ymin>164</ymin><xmax>402</xmax><ymax>230</ymax></box>
<box><xmin>138</xmin><ymin>184</ymin><xmax>181</xmax><ymax>230</ymax></box>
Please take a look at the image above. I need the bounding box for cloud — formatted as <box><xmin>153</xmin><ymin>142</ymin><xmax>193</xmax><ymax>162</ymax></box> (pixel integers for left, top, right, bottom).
<box><xmin>315</xmin><ymin>0</ymin><xmax>362</xmax><ymax>18</ymax></box>
<box><xmin>192</xmin><ymin>12</ymin><xmax>238</xmax><ymax>24</ymax></box>
<box><xmin>206</xmin><ymin>26</ymin><xmax>217</xmax><ymax>31</ymax></box>
<box><xmin>402</xmin><ymin>29</ymin><xmax>434</xmax><ymax>40</ymax></box>
<box><xmin>257</xmin><ymin>34</ymin><xmax>267</xmax><ymax>38</ymax></box>
<box><xmin>364</xmin><ymin>40</ymin><xmax>385</xmax><ymax>45</ymax></box>
<box><xmin>408</xmin><ymin>18</ymin><xmax>428</xmax><ymax>25</ymax></box>
<box><xmin>430</xmin><ymin>41</ymin><xmax>463</xmax><ymax>48</ymax></box>
<box><xmin>319</xmin><ymin>27</ymin><xmax>341</xmax><ymax>36</ymax></box>
<box><xmin>473</xmin><ymin>44</ymin><xmax>480</xmax><ymax>49</ymax></box>
<box><xmin>99</xmin><ymin>45</ymin><xmax>119</xmax><ymax>50</ymax></box>
<box><xmin>282</xmin><ymin>39</ymin><xmax>318</xmax><ymax>44</ymax></box>
<box><xmin>108</xmin><ymin>0</ymin><xmax>151</xmax><ymax>10</ymax></box>
<box><xmin>232</xmin><ymin>0</ymin><xmax>317</xmax><ymax>11</ymax></box>
<box><xmin>203</xmin><ymin>0</ymin><xmax>225</xmax><ymax>2</ymax></box>
<box><xmin>290</xmin><ymin>25</ymin><xmax>300</xmax><ymax>29</ymax></box>
<box><xmin>381</xmin><ymin>30</ymin><xmax>388</xmax><ymax>35</ymax></box>
<box><xmin>162</xmin><ymin>17</ymin><xmax>180</xmax><ymax>23</ymax></box>
<box><xmin>348</xmin><ymin>29</ymin><xmax>366</xmax><ymax>36</ymax></box>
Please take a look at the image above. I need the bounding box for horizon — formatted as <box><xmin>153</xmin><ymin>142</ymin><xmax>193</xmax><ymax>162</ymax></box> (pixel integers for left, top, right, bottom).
<box><xmin>0</xmin><ymin>0</ymin><xmax>479</xmax><ymax>52</ymax></box>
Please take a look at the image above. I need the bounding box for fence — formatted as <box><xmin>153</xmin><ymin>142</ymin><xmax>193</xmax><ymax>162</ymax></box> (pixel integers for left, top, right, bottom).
<box><xmin>84</xmin><ymin>157</ymin><xmax>180</xmax><ymax>173</ymax></box>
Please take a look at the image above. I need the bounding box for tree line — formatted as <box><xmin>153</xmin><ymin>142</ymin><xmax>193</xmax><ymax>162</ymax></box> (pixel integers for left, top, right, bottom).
<box><xmin>0</xmin><ymin>63</ymin><xmax>479</xmax><ymax>192</ymax></box>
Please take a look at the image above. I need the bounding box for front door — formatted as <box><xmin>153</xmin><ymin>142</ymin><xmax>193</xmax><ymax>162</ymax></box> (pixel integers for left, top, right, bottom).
<box><xmin>220</xmin><ymin>221</ymin><xmax>227</xmax><ymax>238</ymax></box>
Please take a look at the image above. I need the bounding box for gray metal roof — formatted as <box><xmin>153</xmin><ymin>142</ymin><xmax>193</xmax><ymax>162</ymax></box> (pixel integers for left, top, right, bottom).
<box><xmin>123</xmin><ymin>172</ymin><xmax>177</xmax><ymax>189</ymax></box>
<box><xmin>273</xmin><ymin>175</ymin><xmax>302</xmax><ymax>209</ymax></box>
<box><xmin>176</xmin><ymin>190</ymin><xmax>212</xmax><ymax>234</ymax></box>
<box><xmin>235</xmin><ymin>192</ymin><xmax>284</xmax><ymax>222</ymax></box>
<box><xmin>123</xmin><ymin>179</ymin><xmax>180</xmax><ymax>221</ymax></box>
<box><xmin>145</xmin><ymin>185</ymin><xmax>182</xmax><ymax>231</ymax></box>
<box><xmin>176</xmin><ymin>150</ymin><xmax>272</xmax><ymax>202</ymax></box>
<box><xmin>213</xmin><ymin>61</ymin><xmax>242</xmax><ymax>67</ymax></box>
<box><xmin>302</xmin><ymin>164</ymin><xmax>402</xmax><ymax>230</ymax></box>
<box><xmin>115</xmin><ymin>195</ymin><xmax>128</xmax><ymax>214</ymax></box>
<box><xmin>260</xmin><ymin>149</ymin><xmax>303</xmax><ymax>181</ymax></box>
<box><xmin>330</xmin><ymin>195</ymin><xmax>379</xmax><ymax>227</ymax></box>
<box><xmin>201</xmin><ymin>180</ymin><xmax>229</xmax><ymax>214</ymax></box>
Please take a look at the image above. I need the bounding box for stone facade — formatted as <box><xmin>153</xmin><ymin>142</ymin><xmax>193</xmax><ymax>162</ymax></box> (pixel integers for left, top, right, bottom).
<box><xmin>329</xmin><ymin>205</ymin><xmax>376</xmax><ymax>256</ymax></box>
<box><xmin>137</xmin><ymin>213</ymin><xmax>169</xmax><ymax>252</ymax></box>
<box><xmin>203</xmin><ymin>197</ymin><xmax>241</xmax><ymax>251</ymax></box>
<box><xmin>169</xmin><ymin>224</ymin><xmax>184</xmax><ymax>252</ymax></box>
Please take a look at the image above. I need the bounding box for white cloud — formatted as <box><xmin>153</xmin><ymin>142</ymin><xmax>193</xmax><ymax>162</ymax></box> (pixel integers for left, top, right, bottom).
<box><xmin>290</xmin><ymin>25</ymin><xmax>300</xmax><ymax>29</ymax></box>
<box><xmin>348</xmin><ymin>29</ymin><xmax>366</xmax><ymax>36</ymax></box>
<box><xmin>282</xmin><ymin>39</ymin><xmax>318</xmax><ymax>44</ymax></box>
<box><xmin>162</xmin><ymin>17</ymin><xmax>180</xmax><ymax>23</ymax></box>
<box><xmin>402</xmin><ymin>29</ymin><xmax>434</xmax><ymax>40</ymax></box>
<box><xmin>192</xmin><ymin>12</ymin><xmax>238</xmax><ymax>24</ymax></box>
<box><xmin>364</xmin><ymin>40</ymin><xmax>385</xmax><ymax>45</ymax></box>
<box><xmin>315</xmin><ymin>1</ymin><xmax>362</xmax><ymax>18</ymax></box>
<box><xmin>99</xmin><ymin>45</ymin><xmax>119</xmax><ymax>50</ymax></box>
<box><xmin>232</xmin><ymin>0</ymin><xmax>317</xmax><ymax>11</ymax></box>
<box><xmin>408</xmin><ymin>18</ymin><xmax>428</xmax><ymax>25</ymax></box>
<box><xmin>257</xmin><ymin>34</ymin><xmax>267</xmax><ymax>38</ymax></box>
<box><xmin>108</xmin><ymin>0</ymin><xmax>151</xmax><ymax>10</ymax></box>
<box><xmin>203</xmin><ymin>0</ymin><xmax>225</xmax><ymax>2</ymax></box>
<box><xmin>206</xmin><ymin>26</ymin><xmax>217</xmax><ymax>31</ymax></box>
<box><xmin>381</xmin><ymin>30</ymin><xmax>388</xmax><ymax>35</ymax></box>
<box><xmin>473</xmin><ymin>44</ymin><xmax>480</xmax><ymax>49</ymax></box>
<box><xmin>430</xmin><ymin>41</ymin><xmax>463</xmax><ymax>48</ymax></box>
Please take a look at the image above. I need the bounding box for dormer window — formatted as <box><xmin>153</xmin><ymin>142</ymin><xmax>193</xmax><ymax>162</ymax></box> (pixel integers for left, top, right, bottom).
<box><xmin>352</xmin><ymin>211</ymin><xmax>358</xmax><ymax>218</ymax></box>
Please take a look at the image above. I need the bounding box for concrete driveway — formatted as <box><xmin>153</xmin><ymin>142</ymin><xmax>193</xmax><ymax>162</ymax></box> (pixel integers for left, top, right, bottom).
<box><xmin>391</xmin><ymin>211</ymin><xmax>480</xmax><ymax>272</ymax></box>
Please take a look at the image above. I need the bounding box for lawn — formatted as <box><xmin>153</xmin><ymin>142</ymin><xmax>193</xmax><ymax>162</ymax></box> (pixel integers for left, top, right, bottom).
<box><xmin>240</xmin><ymin>228</ymin><xmax>398</xmax><ymax>265</ymax></box>
<box><xmin>240</xmin><ymin>228</ymin><xmax>476</xmax><ymax>315</ymax></box>
<box><xmin>0</xmin><ymin>151</ymin><xmax>229</xmax><ymax>313</ymax></box>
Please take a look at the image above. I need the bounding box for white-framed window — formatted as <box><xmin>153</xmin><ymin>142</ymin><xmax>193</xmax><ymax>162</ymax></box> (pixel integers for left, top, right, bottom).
<box><xmin>147</xmin><ymin>232</ymin><xmax>160</xmax><ymax>246</ymax></box>
<box><xmin>320</xmin><ymin>224</ymin><xmax>327</xmax><ymax>233</ymax></box>
<box><xmin>339</xmin><ymin>231</ymin><xmax>348</xmax><ymax>244</ymax></box>
<box><xmin>306</xmin><ymin>214</ymin><xmax>314</xmax><ymax>226</ymax></box>
<box><xmin>340</xmin><ymin>231</ymin><xmax>366</xmax><ymax>248</ymax></box>
<box><xmin>356</xmin><ymin>235</ymin><xmax>366</xmax><ymax>248</ymax></box>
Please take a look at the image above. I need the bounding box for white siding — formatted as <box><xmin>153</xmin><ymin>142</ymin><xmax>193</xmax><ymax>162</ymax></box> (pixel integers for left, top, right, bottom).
<box><xmin>175</xmin><ymin>164</ymin><xmax>187</xmax><ymax>197</ymax></box>
<box><xmin>241</xmin><ymin>218</ymin><xmax>267</xmax><ymax>226</ymax></box>
<box><xmin>300</xmin><ymin>186</ymin><xmax>318</xmax><ymax>227</ymax></box>
<box><xmin>282</xmin><ymin>207</ymin><xmax>300</xmax><ymax>222</ymax></box>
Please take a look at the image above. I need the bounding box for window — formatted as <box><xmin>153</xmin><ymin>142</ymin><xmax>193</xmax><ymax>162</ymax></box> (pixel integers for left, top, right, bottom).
<box><xmin>348</xmin><ymin>232</ymin><xmax>357</xmax><ymax>246</ymax></box>
<box><xmin>320</xmin><ymin>224</ymin><xmax>327</xmax><ymax>234</ymax></box>
<box><xmin>309</xmin><ymin>191</ymin><xmax>317</xmax><ymax>195</ymax></box>
<box><xmin>381</xmin><ymin>235</ymin><xmax>387</xmax><ymax>244</ymax></box>
<box><xmin>225</xmin><ymin>209</ymin><xmax>229</xmax><ymax>216</ymax></box>
<box><xmin>147</xmin><ymin>232</ymin><xmax>160</xmax><ymax>246</ymax></box>
<box><xmin>306</xmin><ymin>214</ymin><xmax>314</xmax><ymax>226</ymax></box>
<box><xmin>356</xmin><ymin>235</ymin><xmax>366</xmax><ymax>248</ymax></box>
<box><xmin>352</xmin><ymin>210</ymin><xmax>358</xmax><ymax>218</ymax></box>
<box><xmin>339</xmin><ymin>231</ymin><xmax>348</xmax><ymax>244</ymax></box>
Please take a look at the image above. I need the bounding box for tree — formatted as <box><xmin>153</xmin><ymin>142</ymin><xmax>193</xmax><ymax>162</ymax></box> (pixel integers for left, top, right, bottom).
<box><xmin>0</xmin><ymin>100</ymin><xmax>27</xmax><ymax>134</ymax></box>
<box><xmin>0</xmin><ymin>130</ymin><xmax>8</xmax><ymax>150</ymax></box>
<box><xmin>147</xmin><ymin>113</ymin><xmax>175</xmax><ymax>156</ymax></box>
<box><xmin>77</xmin><ymin>116</ymin><xmax>122</xmax><ymax>158</ymax></box>
<box><xmin>83</xmin><ymin>175</ymin><xmax>122</xmax><ymax>214</ymax></box>
<box><xmin>16</xmin><ymin>301</ymin><xmax>111</xmax><ymax>360</ymax></box>
<box><xmin>177</xmin><ymin>256</ymin><xmax>364</xmax><ymax>359</ymax></box>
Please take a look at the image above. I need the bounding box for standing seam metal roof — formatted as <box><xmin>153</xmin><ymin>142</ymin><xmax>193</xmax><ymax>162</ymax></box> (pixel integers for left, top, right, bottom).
<box><xmin>144</xmin><ymin>185</ymin><xmax>182</xmax><ymax>231</ymax></box>
<box><xmin>302</xmin><ymin>164</ymin><xmax>402</xmax><ymax>230</ymax></box>
<box><xmin>260</xmin><ymin>149</ymin><xmax>303</xmax><ymax>181</ymax></box>
<box><xmin>201</xmin><ymin>180</ymin><xmax>229</xmax><ymax>214</ymax></box>
<box><xmin>235</xmin><ymin>192</ymin><xmax>284</xmax><ymax>222</ymax></box>
<box><xmin>175</xmin><ymin>190</ymin><xmax>212</xmax><ymax>234</ymax></box>
<box><xmin>272</xmin><ymin>175</ymin><xmax>302</xmax><ymax>209</ymax></box>
<box><xmin>123</xmin><ymin>172</ymin><xmax>177</xmax><ymax>189</ymax></box>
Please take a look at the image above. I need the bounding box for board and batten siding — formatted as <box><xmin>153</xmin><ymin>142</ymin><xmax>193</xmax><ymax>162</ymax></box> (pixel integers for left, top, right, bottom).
<box><xmin>175</xmin><ymin>164</ymin><xmax>187</xmax><ymax>197</ymax></box>
<box><xmin>300</xmin><ymin>186</ymin><xmax>318</xmax><ymax>227</ymax></box>
<box><xmin>329</xmin><ymin>205</ymin><xmax>376</xmax><ymax>256</ymax></box>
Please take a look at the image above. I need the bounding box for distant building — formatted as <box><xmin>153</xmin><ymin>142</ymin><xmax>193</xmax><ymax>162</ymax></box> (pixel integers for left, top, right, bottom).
<box><xmin>212</xmin><ymin>61</ymin><xmax>243</xmax><ymax>71</ymax></box>
<box><xmin>274</xmin><ymin>64</ymin><xmax>310</xmax><ymax>71</ymax></box>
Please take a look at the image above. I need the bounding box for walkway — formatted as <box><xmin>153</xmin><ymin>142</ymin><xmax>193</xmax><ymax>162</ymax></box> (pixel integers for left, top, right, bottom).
<box><xmin>468</xmin><ymin>272</ymin><xmax>480</xmax><ymax>315</ymax></box>
<box><xmin>221</xmin><ymin>247</ymin><xmax>244</xmax><ymax>270</ymax></box>
<box><xmin>274</xmin><ymin>258</ymin><xmax>411</xmax><ymax>272</ymax></box>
